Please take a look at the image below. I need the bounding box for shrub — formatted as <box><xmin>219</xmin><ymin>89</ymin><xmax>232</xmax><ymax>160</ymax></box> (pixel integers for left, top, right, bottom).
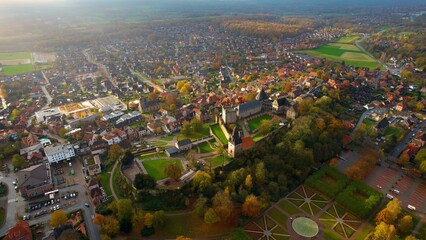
<box><xmin>305</xmin><ymin>165</ymin><xmax>349</xmax><ymax>198</ymax></box>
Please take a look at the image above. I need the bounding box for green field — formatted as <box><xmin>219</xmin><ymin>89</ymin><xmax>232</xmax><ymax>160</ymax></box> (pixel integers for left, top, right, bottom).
<box><xmin>142</xmin><ymin>159</ymin><xmax>183</xmax><ymax>180</ymax></box>
<box><xmin>247</xmin><ymin>114</ymin><xmax>273</xmax><ymax>133</ymax></box>
<box><xmin>300</xmin><ymin>35</ymin><xmax>380</xmax><ymax>70</ymax></box>
<box><xmin>206</xmin><ymin>154</ymin><xmax>231</xmax><ymax>168</ymax></box>
<box><xmin>210</xmin><ymin>124</ymin><xmax>228</xmax><ymax>145</ymax></box>
<box><xmin>99</xmin><ymin>173</ymin><xmax>112</xmax><ymax>197</ymax></box>
<box><xmin>336</xmin><ymin>35</ymin><xmax>361</xmax><ymax>44</ymax></box>
<box><xmin>198</xmin><ymin>141</ymin><xmax>215</xmax><ymax>153</ymax></box>
<box><xmin>0</xmin><ymin>52</ymin><xmax>31</xmax><ymax>60</ymax></box>
<box><xmin>1</xmin><ymin>64</ymin><xmax>33</xmax><ymax>75</ymax></box>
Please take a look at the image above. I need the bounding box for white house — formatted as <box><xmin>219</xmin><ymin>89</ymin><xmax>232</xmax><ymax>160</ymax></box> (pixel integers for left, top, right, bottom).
<box><xmin>102</xmin><ymin>133</ymin><xmax>121</xmax><ymax>145</ymax></box>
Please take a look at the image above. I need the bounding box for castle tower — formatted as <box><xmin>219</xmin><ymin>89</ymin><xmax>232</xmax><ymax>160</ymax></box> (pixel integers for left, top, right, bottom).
<box><xmin>228</xmin><ymin>127</ymin><xmax>242</xmax><ymax>158</ymax></box>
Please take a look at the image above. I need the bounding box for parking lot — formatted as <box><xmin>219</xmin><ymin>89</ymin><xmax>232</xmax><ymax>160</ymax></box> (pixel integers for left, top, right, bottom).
<box><xmin>51</xmin><ymin>159</ymin><xmax>86</xmax><ymax>188</ymax></box>
<box><xmin>366</xmin><ymin>165</ymin><xmax>426</xmax><ymax>213</ymax></box>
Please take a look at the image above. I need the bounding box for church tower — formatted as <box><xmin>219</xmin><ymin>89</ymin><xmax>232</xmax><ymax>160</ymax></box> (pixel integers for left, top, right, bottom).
<box><xmin>228</xmin><ymin>127</ymin><xmax>242</xmax><ymax>158</ymax></box>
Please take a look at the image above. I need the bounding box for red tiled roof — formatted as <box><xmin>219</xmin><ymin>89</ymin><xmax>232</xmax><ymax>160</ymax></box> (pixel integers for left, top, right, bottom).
<box><xmin>242</xmin><ymin>136</ymin><xmax>254</xmax><ymax>150</ymax></box>
<box><xmin>4</xmin><ymin>221</ymin><xmax>32</xmax><ymax>240</ymax></box>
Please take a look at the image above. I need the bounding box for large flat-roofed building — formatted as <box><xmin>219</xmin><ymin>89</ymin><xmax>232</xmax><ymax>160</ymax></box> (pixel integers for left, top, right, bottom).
<box><xmin>44</xmin><ymin>144</ymin><xmax>76</xmax><ymax>164</ymax></box>
<box><xmin>35</xmin><ymin>108</ymin><xmax>62</xmax><ymax>123</ymax></box>
<box><xmin>90</xmin><ymin>96</ymin><xmax>127</xmax><ymax>113</ymax></box>
<box><xmin>17</xmin><ymin>163</ymin><xmax>53</xmax><ymax>199</ymax></box>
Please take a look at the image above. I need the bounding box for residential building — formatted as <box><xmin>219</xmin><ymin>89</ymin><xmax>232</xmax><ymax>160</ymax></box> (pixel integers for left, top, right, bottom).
<box><xmin>176</xmin><ymin>139</ymin><xmax>192</xmax><ymax>151</ymax></box>
<box><xmin>17</xmin><ymin>164</ymin><xmax>53</xmax><ymax>199</ymax></box>
<box><xmin>35</xmin><ymin>108</ymin><xmax>62</xmax><ymax>123</ymax></box>
<box><xmin>3</xmin><ymin>221</ymin><xmax>32</xmax><ymax>240</ymax></box>
<box><xmin>102</xmin><ymin>133</ymin><xmax>121</xmax><ymax>145</ymax></box>
<box><xmin>86</xmin><ymin>155</ymin><xmax>102</xmax><ymax>177</ymax></box>
<box><xmin>44</xmin><ymin>144</ymin><xmax>76</xmax><ymax>164</ymax></box>
<box><xmin>139</xmin><ymin>99</ymin><xmax>160</xmax><ymax>113</ymax></box>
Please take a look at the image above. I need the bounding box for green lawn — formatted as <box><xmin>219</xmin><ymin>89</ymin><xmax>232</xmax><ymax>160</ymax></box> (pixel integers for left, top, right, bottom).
<box><xmin>352</xmin><ymin>224</ymin><xmax>374</xmax><ymax>240</ymax></box>
<box><xmin>99</xmin><ymin>173</ymin><xmax>112</xmax><ymax>197</ymax></box>
<box><xmin>206</xmin><ymin>154</ymin><xmax>231</xmax><ymax>168</ymax></box>
<box><xmin>253</xmin><ymin>132</ymin><xmax>267</xmax><ymax>142</ymax></box>
<box><xmin>152</xmin><ymin>210</ymin><xmax>235</xmax><ymax>238</ymax></box>
<box><xmin>0</xmin><ymin>207</ymin><xmax>4</xmax><ymax>227</ymax></box>
<box><xmin>198</xmin><ymin>141</ymin><xmax>215</xmax><ymax>153</ymax></box>
<box><xmin>160</xmin><ymin>135</ymin><xmax>175</xmax><ymax>141</ymax></box>
<box><xmin>247</xmin><ymin>114</ymin><xmax>273</xmax><ymax>133</ymax></box>
<box><xmin>1</xmin><ymin>64</ymin><xmax>33</xmax><ymax>75</ymax></box>
<box><xmin>112</xmin><ymin>163</ymin><xmax>123</xmax><ymax>199</ymax></box>
<box><xmin>178</xmin><ymin>123</ymin><xmax>212</xmax><ymax>141</ymax></box>
<box><xmin>0</xmin><ymin>52</ymin><xmax>31</xmax><ymax>60</ymax></box>
<box><xmin>210</xmin><ymin>124</ymin><xmax>228</xmax><ymax>145</ymax></box>
<box><xmin>142</xmin><ymin>159</ymin><xmax>183</xmax><ymax>180</ymax></box>
<box><xmin>277</xmin><ymin>200</ymin><xmax>303</xmax><ymax>215</ymax></box>
<box><xmin>323</xmin><ymin>229</ymin><xmax>342</xmax><ymax>240</ymax></box>
<box><xmin>299</xmin><ymin>36</ymin><xmax>381</xmax><ymax>70</ymax></box>
<box><xmin>151</xmin><ymin>141</ymin><xmax>169</xmax><ymax>147</ymax></box>
<box><xmin>267</xmin><ymin>208</ymin><xmax>289</xmax><ymax>225</ymax></box>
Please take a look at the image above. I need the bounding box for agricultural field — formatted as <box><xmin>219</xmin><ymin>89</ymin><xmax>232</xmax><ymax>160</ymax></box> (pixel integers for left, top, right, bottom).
<box><xmin>0</xmin><ymin>51</ymin><xmax>53</xmax><ymax>76</ymax></box>
<box><xmin>142</xmin><ymin>159</ymin><xmax>183</xmax><ymax>180</ymax></box>
<box><xmin>300</xmin><ymin>35</ymin><xmax>381</xmax><ymax>69</ymax></box>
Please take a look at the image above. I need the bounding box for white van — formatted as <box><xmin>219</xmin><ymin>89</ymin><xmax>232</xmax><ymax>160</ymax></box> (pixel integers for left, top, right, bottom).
<box><xmin>408</xmin><ymin>205</ymin><xmax>416</xmax><ymax>211</ymax></box>
<box><xmin>386</xmin><ymin>194</ymin><xmax>394</xmax><ymax>200</ymax></box>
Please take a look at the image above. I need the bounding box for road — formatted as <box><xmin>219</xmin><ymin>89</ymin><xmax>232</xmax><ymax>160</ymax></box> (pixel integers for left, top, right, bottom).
<box><xmin>355</xmin><ymin>33</ymin><xmax>401</xmax><ymax>77</ymax></box>
<box><xmin>350</xmin><ymin>108</ymin><xmax>387</xmax><ymax>139</ymax></box>
<box><xmin>0</xmin><ymin>174</ymin><xmax>18</xmax><ymax>237</ymax></box>
<box><xmin>109</xmin><ymin>160</ymin><xmax>119</xmax><ymax>201</ymax></box>
<box><xmin>83</xmin><ymin>48</ymin><xmax>117</xmax><ymax>89</ymax></box>
<box><xmin>391</xmin><ymin>120</ymin><xmax>426</xmax><ymax>159</ymax></box>
<box><xmin>42</xmin><ymin>131</ymin><xmax>67</xmax><ymax>144</ymax></box>
<box><xmin>129</xmin><ymin>68</ymin><xmax>165</xmax><ymax>92</ymax></box>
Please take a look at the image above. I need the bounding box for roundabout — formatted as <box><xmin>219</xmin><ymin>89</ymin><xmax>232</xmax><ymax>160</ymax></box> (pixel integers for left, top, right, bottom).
<box><xmin>291</xmin><ymin>217</ymin><xmax>319</xmax><ymax>238</ymax></box>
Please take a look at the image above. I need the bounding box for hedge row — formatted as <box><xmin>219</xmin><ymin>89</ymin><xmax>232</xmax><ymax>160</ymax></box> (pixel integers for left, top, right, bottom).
<box><xmin>305</xmin><ymin>165</ymin><xmax>350</xmax><ymax>198</ymax></box>
<box><xmin>336</xmin><ymin>181</ymin><xmax>383</xmax><ymax>219</ymax></box>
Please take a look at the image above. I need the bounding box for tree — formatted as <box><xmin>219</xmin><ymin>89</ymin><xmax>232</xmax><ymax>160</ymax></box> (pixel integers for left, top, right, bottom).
<box><xmin>414</xmin><ymin>149</ymin><xmax>426</xmax><ymax>164</ymax></box>
<box><xmin>398</xmin><ymin>215</ymin><xmax>413</xmax><ymax>233</ymax></box>
<box><xmin>258</xmin><ymin>119</ymin><xmax>271</xmax><ymax>136</ymax></box>
<box><xmin>242</xmin><ymin>195</ymin><xmax>262</xmax><ymax>217</ymax></box>
<box><xmin>11</xmin><ymin>109</ymin><xmax>20</xmax><ymax>118</ymax></box>
<box><xmin>204</xmin><ymin>208</ymin><xmax>220</xmax><ymax>225</ymax></box>
<box><xmin>244</xmin><ymin>174</ymin><xmax>253</xmax><ymax>190</ymax></box>
<box><xmin>153</xmin><ymin>210</ymin><xmax>166</xmax><ymax>228</ymax></box>
<box><xmin>102</xmin><ymin>216</ymin><xmax>120</xmax><ymax>237</ymax></box>
<box><xmin>386</xmin><ymin>198</ymin><xmax>402</xmax><ymax>223</ymax></box>
<box><xmin>122</xmin><ymin>150</ymin><xmax>134</xmax><ymax>166</ymax></box>
<box><xmin>212</xmin><ymin>189</ymin><xmax>233</xmax><ymax>221</ymax></box>
<box><xmin>58</xmin><ymin>128</ymin><xmax>67</xmax><ymax>138</ymax></box>
<box><xmin>192</xmin><ymin>171</ymin><xmax>212</xmax><ymax>193</ymax></box>
<box><xmin>366</xmin><ymin>222</ymin><xmax>396</xmax><ymax>240</ymax></box>
<box><xmin>132</xmin><ymin>208</ymin><xmax>145</xmax><ymax>227</ymax></box>
<box><xmin>144</xmin><ymin>212</ymin><xmax>154</xmax><ymax>228</ymax></box>
<box><xmin>118</xmin><ymin>199</ymin><xmax>133</xmax><ymax>233</ymax></box>
<box><xmin>181</xmin><ymin>121</ymin><xmax>191</xmax><ymax>136</ymax></box>
<box><xmin>164</xmin><ymin>162</ymin><xmax>181</xmax><ymax>181</ymax></box>
<box><xmin>230</xmin><ymin>228</ymin><xmax>251</xmax><ymax>240</ymax></box>
<box><xmin>397</xmin><ymin>152</ymin><xmax>410</xmax><ymax>166</ymax></box>
<box><xmin>195</xmin><ymin>195</ymin><xmax>208</xmax><ymax>217</ymax></box>
<box><xmin>375</xmin><ymin>208</ymin><xmax>394</xmax><ymax>224</ymax></box>
<box><xmin>190</xmin><ymin>118</ymin><xmax>203</xmax><ymax>133</ymax></box>
<box><xmin>58</xmin><ymin>229</ymin><xmax>81</xmax><ymax>240</ymax></box>
<box><xmin>255</xmin><ymin>162</ymin><xmax>266</xmax><ymax>185</ymax></box>
<box><xmin>108</xmin><ymin>144</ymin><xmax>123</xmax><ymax>162</ymax></box>
<box><xmin>176</xmin><ymin>236</ymin><xmax>192</xmax><ymax>240</ymax></box>
<box><xmin>50</xmin><ymin>209</ymin><xmax>67</xmax><ymax>228</ymax></box>
<box><xmin>134</xmin><ymin>173</ymin><xmax>156</xmax><ymax>190</ymax></box>
<box><xmin>12</xmin><ymin>154</ymin><xmax>28</xmax><ymax>170</ymax></box>
<box><xmin>405</xmin><ymin>235</ymin><xmax>418</xmax><ymax>240</ymax></box>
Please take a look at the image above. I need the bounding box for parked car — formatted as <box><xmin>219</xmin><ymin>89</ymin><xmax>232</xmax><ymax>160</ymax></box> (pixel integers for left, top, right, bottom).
<box><xmin>386</xmin><ymin>194</ymin><xmax>394</xmax><ymax>200</ymax></box>
<box><xmin>408</xmin><ymin>205</ymin><xmax>416</xmax><ymax>211</ymax></box>
<box><xmin>391</xmin><ymin>189</ymin><xmax>400</xmax><ymax>195</ymax></box>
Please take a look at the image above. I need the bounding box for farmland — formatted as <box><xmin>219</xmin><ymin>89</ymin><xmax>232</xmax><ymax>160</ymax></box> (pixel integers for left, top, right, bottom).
<box><xmin>0</xmin><ymin>51</ymin><xmax>53</xmax><ymax>76</ymax></box>
<box><xmin>300</xmin><ymin>35</ymin><xmax>381</xmax><ymax>69</ymax></box>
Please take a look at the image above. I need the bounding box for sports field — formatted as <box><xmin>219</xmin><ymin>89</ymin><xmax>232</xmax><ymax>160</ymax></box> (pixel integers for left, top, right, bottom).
<box><xmin>300</xmin><ymin>35</ymin><xmax>380</xmax><ymax>69</ymax></box>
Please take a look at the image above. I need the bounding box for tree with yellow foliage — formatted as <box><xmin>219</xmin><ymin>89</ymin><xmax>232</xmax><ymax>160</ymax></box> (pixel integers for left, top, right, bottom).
<box><xmin>50</xmin><ymin>209</ymin><xmax>67</xmax><ymax>228</ymax></box>
<box><xmin>242</xmin><ymin>195</ymin><xmax>262</xmax><ymax>217</ymax></box>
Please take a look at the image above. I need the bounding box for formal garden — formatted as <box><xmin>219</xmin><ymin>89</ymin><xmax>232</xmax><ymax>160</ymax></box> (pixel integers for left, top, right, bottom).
<box><xmin>245</xmin><ymin>166</ymin><xmax>382</xmax><ymax>239</ymax></box>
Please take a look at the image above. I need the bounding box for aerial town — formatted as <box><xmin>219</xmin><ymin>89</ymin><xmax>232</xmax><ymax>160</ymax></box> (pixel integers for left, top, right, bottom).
<box><xmin>0</xmin><ymin>1</ymin><xmax>425</xmax><ymax>240</ymax></box>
